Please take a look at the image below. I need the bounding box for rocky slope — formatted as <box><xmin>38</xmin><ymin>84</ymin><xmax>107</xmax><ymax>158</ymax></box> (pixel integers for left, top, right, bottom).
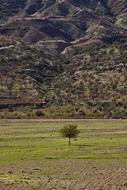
<box><xmin>0</xmin><ymin>0</ymin><xmax>127</xmax><ymax>118</ymax></box>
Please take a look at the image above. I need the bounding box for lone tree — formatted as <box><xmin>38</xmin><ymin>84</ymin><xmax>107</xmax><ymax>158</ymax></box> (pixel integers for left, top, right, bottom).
<box><xmin>60</xmin><ymin>124</ymin><xmax>80</xmax><ymax>145</ymax></box>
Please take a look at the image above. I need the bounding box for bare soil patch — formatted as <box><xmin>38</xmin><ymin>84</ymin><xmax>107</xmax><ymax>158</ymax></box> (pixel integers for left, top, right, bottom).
<box><xmin>0</xmin><ymin>160</ymin><xmax>127</xmax><ymax>190</ymax></box>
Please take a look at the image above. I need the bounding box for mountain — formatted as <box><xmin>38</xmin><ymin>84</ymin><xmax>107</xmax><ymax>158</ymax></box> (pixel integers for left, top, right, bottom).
<box><xmin>0</xmin><ymin>0</ymin><xmax>127</xmax><ymax>119</ymax></box>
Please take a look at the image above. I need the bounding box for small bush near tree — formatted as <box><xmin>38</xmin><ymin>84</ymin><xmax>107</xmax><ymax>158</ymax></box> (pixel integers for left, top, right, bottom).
<box><xmin>60</xmin><ymin>124</ymin><xmax>80</xmax><ymax>145</ymax></box>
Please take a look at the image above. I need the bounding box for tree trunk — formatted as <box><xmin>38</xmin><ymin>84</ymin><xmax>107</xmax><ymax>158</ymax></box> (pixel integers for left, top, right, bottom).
<box><xmin>69</xmin><ymin>137</ymin><xmax>71</xmax><ymax>146</ymax></box>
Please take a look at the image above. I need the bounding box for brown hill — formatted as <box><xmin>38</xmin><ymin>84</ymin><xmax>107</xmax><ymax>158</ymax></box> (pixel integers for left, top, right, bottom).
<box><xmin>0</xmin><ymin>0</ymin><xmax>127</xmax><ymax>118</ymax></box>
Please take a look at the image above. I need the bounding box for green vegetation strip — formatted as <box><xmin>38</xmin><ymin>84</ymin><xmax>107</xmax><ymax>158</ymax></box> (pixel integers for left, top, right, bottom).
<box><xmin>0</xmin><ymin>120</ymin><xmax>127</xmax><ymax>161</ymax></box>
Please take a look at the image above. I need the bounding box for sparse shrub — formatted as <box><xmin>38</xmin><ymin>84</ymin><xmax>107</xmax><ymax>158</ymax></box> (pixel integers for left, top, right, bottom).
<box><xmin>35</xmin><ymin>110</ymin><xmax>44</xmax><ymax>117</ymax></box>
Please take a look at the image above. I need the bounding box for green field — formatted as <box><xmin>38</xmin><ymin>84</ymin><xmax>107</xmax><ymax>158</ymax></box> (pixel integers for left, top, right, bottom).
<box><xmin>0</xmin><ymin>119</ymin><xmax>127</xmax><ymax>189</ymax></box>
<box><xmin>0</xmin><ymin>119</ymin><xmax>127</xmax><ymax>161</ymax></box>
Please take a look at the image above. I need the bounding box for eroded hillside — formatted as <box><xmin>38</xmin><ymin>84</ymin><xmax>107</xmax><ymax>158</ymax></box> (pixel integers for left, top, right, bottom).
<box><xmin>0</xmin><ymin>0</ymin><xmax>127</xmax><ymax>118</ymax></box>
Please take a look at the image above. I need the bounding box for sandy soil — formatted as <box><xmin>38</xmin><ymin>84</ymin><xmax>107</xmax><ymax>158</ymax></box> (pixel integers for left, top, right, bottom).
<box><xmin>0</xmin><ymin>160</ymin><xmax>127</xmax><ymax>190</ymax></box>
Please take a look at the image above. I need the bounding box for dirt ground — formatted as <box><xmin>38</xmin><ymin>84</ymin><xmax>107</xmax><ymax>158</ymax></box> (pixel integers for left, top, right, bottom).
<box><xmin>0</xmin><ymin>160</ymin><xmax>127</xmax><ymax>190</ymax></box>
